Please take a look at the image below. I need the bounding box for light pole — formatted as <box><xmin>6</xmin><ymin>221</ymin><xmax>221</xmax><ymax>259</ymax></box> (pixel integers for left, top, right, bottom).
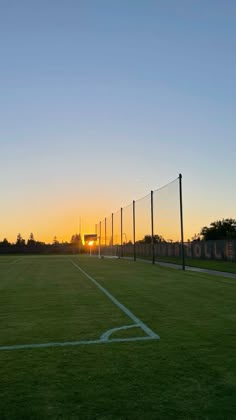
<box><xmin>88</xmin><ymin>241</ymin><xmax>93</xmax><ymax>257</ymax></box>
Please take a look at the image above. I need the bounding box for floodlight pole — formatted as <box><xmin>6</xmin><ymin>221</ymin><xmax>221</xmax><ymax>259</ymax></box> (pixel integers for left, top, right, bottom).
<box><xmin>133</xmin><ymin>200</ymin><xmax>136</xmax><ymax>261</ymax></box>
<box><xmin>179</xmin><ymin>174</ymin><xmax>185</xmax><ymax>270</ymax></box>
<box><xmin>151</xmin><ymin>190</ymin><xmax>155</xmax><ymax>264</ymax></box>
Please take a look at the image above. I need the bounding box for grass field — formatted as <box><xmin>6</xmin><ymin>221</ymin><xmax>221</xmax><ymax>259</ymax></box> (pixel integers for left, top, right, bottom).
<box><xmin>124</xmin><ymin>253</ymin><xmax>236</xmax><ymax>274</ymax></box>
<box><xmin>155</xmin><ymin>256</ymin><xmax>236</xmax><ymax>274</ymax></box>
<box><xmin>0</xmin><ymin>255</ymin><xmax>236</xmax><ymax>419</ymax></box>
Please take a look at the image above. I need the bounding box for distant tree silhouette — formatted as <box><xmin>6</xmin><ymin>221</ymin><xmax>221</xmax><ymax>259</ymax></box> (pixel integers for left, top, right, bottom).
<box><xmin>16</xmin><ymin>233</ymin><xmax>25</xmax><ymax>246</ymax></box>
<box><xmin>27</xmin><ymin>233</ymin><xmax>36</xmax><ymax>246</ymax></box>
<box><xmin>53</xmin><ymin>236</ymin><xmax>59</xmax><ymax>245</ymax></box>
<box><xmin>0</xmin><ymin>238</ymin><xmax>11</xmax><ymax>248</ymax></box>
<box><xmin>70</xmin><ymin>233</ymin><xmax>82</xmax><ymax>245</ymax></box>
<box><xmin>137</xmin><ymin>234</ymin><xmax>166</xmax><ymax>244</ymax></box>
<box><xmin>191</xmin><ymin>233</ymin><xmax>201</xmax><ymax>241</ymax></box>
<box><xmin>200</xmin><ymin>218</ymin><xmax>236</xmax><ymax>240</ymax></box>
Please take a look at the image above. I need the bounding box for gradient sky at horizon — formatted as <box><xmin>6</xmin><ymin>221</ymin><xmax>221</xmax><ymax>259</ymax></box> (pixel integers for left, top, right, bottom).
<box><xmin>1</xmin><ymin>0</ymin><xmax>235</xmax><ymax>243</ymax></box>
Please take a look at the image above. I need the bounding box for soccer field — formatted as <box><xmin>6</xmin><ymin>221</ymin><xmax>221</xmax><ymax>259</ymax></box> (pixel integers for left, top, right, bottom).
<box><xmin>0</xmin><ymin>255</ymin><xmax>236</xmax><ymax>419</ymax></box>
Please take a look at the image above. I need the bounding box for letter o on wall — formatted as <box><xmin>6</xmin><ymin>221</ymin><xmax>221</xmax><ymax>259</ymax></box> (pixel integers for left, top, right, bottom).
<box><xmin>193</xmin><ymin>243</ymin><xmax>202</xmax><ymax>258</ymax></box>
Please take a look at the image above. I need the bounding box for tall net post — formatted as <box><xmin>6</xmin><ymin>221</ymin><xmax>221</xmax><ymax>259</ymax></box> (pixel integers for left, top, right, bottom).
<box><xmin>151</xmin><ymin>190</ymin><xmax>155</xmax><ymax>265</ymax></box>
<box><xmin>179</xmin><ymin>173</ymin><xmax>185</xmax><ymax>270</ymax></box>
<box><xmin>105</xmin><ymin>217</ymin><xmax>107</xmax><ymax>247</ymax></box>
<box><xmin>103</xmin><ymin>214</ymin><xmax>113</xmax><ymax>256</ymax></box>
<box><xmin>133</xmin><ymin>200</ymin><xmax>136</xmax><ymax>261</ymax></box>
<box><xmin>113</xmin><ymin>210</ymin><xmax>121</xmax><ymax>257</ymax></box>
<box><xmin>111</xmin><ymin>213</ymin><xmax>114</xmax><ymax>247</ymax></box>
<box><xmin>120</xmin><ymin>208</ymin><xmax>123</xmax><ymax>258</ymax></box>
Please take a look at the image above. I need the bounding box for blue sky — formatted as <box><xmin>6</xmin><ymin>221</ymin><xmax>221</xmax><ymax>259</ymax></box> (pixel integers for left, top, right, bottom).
<box><xmin>0</xmin><ymin>0</ymin><xmax>235</xmax><ymax>242</ymax></box>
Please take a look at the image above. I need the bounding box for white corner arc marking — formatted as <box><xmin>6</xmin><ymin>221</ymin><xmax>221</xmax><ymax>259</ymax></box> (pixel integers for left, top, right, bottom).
<box><xmin>100</xmin><ymin>324</ymin><xmax>140</xmax><ymax>341</ymax></box>
<box><xmin>70</xmin><ymin>260</ymin><xmax>160</xmax><ymax>340</ymax></box>
<box><xmin>0</xmin><ymin>259</ymin><xmax>160</xmax><ymax>351</ymax></box>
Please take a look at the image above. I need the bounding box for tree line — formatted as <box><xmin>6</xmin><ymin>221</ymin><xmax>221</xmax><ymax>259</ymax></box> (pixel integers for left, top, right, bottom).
<box><xmin>0</xmin><ymin>233</ymin><xmax>83</xmax><ymax>254</ymax></box>
<box><xmin>1</xmin><ymin>219</ymin><xmax>235</xmax><ymax>254</ymax></box>
<box><xmin>192</xmin><ymin>218</ymin><xmax>236</xmax><ymax>241</ymax></box>
<box><xmin>126</xmin><ymin>219</ymin><xmax>236</xmax><ymax>244</ymax></box>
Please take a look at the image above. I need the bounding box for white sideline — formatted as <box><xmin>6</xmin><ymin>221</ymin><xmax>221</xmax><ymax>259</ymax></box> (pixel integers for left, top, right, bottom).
<box><xmin>70</xmin><ymin>260</ymin><xmax>160</xmax><ymax>340</ymax></box>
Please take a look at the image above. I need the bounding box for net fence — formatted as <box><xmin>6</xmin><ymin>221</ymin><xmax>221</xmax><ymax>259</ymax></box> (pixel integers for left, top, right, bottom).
<box><xmin>135</xmin><ymin>193</ymin><xmax>152</xmax><ymax>259</ymax></box>
<box><xmin>94</xmin><ymin>175</ymin><xmax>184</xmax><ymax>266</ymax></box>
<box><xmin>113</xmin><ymin>210</ymin><xmax>121</xmax><ymax>246</ymax></box>
<box><xmin>122</xmin><ymin>203</ymin><xmax>133</xmax><ymax>257</ymax></box>
<box><xmin>105</xmin><ymin>214</ymin><xmax>113</xmax><ymax>247</ymax></box>
<box><xmin>153</xmin><ymin>178</ymin><xmax>182</xmax><ymax>264</ymax></box>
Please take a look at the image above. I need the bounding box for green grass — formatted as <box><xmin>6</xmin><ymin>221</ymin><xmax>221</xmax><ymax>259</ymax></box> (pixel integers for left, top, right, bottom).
<box><xmin>153</xmin><ymin>255</ymin><xmax>236</xmax><ymax>273</ymax></box>
<box><xmin>0</xmin><ymin>255</ymin><xmax>236</xmax><ymax>419</ymax></box>
<box><xmin>184</xmin><ymin>257</ymin><xmax>236</xmax><ymax>273</ymax></box>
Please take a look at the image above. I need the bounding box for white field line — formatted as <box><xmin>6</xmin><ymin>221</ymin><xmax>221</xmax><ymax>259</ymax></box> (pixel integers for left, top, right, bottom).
<box><xmin>0</xmin><ymin>335</ymin><xmax>157</xmax><ymax>351</ymax></box>
<box><xmin>100</xmin><ymin>324</ymin><xmax>140</xmax><ymax>341</ymax></box>
<box><xmin>0</xmin><ymin>258</ymin><xmax>160</xmax><ymax>352</ymax></box>
<box><xmin>70</xmin><ymin>260</ymin><xmax>160</xmax><ymax>340</ymax></box>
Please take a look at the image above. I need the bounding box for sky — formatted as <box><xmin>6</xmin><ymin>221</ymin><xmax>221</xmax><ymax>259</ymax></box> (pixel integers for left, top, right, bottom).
<box><xmin>0</xmin><ymin>0</ymin><xmax>236</xmax><ymax>243</ymax></box>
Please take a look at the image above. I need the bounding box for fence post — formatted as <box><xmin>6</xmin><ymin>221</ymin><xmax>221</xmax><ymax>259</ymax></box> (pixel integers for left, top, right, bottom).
<box><xmin>120</xmin><ymin>208</ymin><xmax>123</xmax><ymax>257</ymax></box>
<box><xmin>179</xmin><ymin>174</ymin><xmax>185</xmax><ymax>270</ymax></box>
<box><xmin>151</xmin><ymin>191</ymin><xmax>155</xmax><ymax>264</ymax></box>
<box><xmin>133</xmin><ymin>200</ymin><xmax>136</xmax><ymax>261</ymax></box>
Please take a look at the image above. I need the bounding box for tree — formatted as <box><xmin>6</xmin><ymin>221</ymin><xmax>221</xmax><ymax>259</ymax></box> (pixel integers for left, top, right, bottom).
<box><xmin>200</xmin><ymin>218</ymin><xmax>236</xmax><ymax>240</ymax></box>
<box><xmin>137</xmin><ymin>234</ymin><xmax>166</xmax><ymax>244</ymax></box>
<box><xmin>70</xmin><ymin>234</ymin><xmax>82</xmax><ymax>245</ymax></box>
<box><xmin>53</xmin><ymin>236</ymin><xmax>59</xmax><ymax>245</ymax></box>
<box><xmin>27</xmin><ymin>233</ymin><xmax>36</xmax><ymax>246</ymax></box>
<box><xmin>191</xmin><ymin>233</ymin><xmax>201</xmax><ymax>241</ymax></box>
<box><xmin>16</xmin><ymin>233</ymin><xmax>25</xmax><ymax>246</ymax></box>
<box><xmin>0</xmin><ymin>238</ymin><xmax>10</xmax><ymax>247</ymax></box>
